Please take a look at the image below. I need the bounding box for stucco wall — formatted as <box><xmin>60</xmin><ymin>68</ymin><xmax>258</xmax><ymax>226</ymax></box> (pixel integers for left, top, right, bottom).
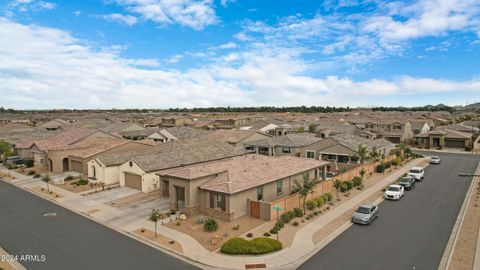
<box><xmin>118</xmin><ymin>160</ymin><xmax>160</xmax><ymax>193</ymax></box>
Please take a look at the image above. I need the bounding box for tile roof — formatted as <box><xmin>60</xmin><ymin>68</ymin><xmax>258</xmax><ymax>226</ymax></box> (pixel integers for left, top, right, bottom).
<box><xmin>205</xmin><ymin>130</ymin><xmax>265</xmax><ymax>144</ymax></box>
<box><xmin>330</xmin><ymin>134</ymin><xmax>394</xmax><ymax>151</ymax></box>
<box><xmin>160</xmin><ymin>154</ymin><xmax>328</xmax><ymax>194</ymax></box>
<box><xmin>163</xmin><ymin>126</ymin><xmax>211</xmax><ymax>140</ymax></box>
<box><xmin>33</xmin><ymin>128</ymin><xmax>97</xmax><ymax>151</ymax></box>
<box><xmin>245</xmin><ymin>133</ymin><xmax>321</xmax><ymax>148</ymax></box>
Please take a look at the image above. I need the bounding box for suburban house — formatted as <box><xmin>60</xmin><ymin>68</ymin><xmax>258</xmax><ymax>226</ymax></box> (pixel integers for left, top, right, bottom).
<box><xmin>88</xmin><ymin>138</ymin><xmax>244</xmax><ymax>191</ymax></box>
<box><xmin>157</xmin><ymin>154</ymin><xmax>329</xmax><ymax>220</ymax></box>
<box><xmin>100</xmin><ymin>122</ymin><xmax>146</xmax><ymax>137</ymax></box>
<box><xmin>244</xmin><ymin>133</ymin><xmax>321</xmax><ymax>156</ymax></box>
<box><xmin>121</xmin><ymin>126</ymin><xmax>210</xmax><ymax>143</ymax></box>
<box><xmin>361</xmin><ymin>119</ymin><xmax>414</xmax><ymax>144</ymax></box>
<box><xmin>205</xmin><ymin>130</ymin><xmax>271</xmax><ymax>148</ymax></box>
<box><xmin>38</xmin><ymin>119</ymin><xmax>70</xmax><ymax>131</ymax></box>
<box><xmin>414</xmin><ymin>129</ymin><xmax>473</xmax><ymax>149</ymax></box>
<box><xmin>144</xmin><ymin>116</ymin><xmax>193</xmax><ymax>128</ymax></box>
<box><xmin>299</xmin><ymin>134</ymin><xmax>395</xmax><ymax>165</ymax></box>
<box><xmin>267</xmin><ymin>124</ymin><xmax>294</xmax><ymax>136</ymax></box>
<box><xmin>410</xmin><ymin>121</ymin><xmax>431</xmax><ymax>135</ymax></box>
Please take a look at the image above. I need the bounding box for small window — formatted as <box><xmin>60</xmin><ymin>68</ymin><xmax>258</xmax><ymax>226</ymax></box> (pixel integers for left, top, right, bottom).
<box><xmin>256</xmin><ymin>186</ymin><xmax>264</xmax><ymax>201</ymax></box>
<box><xmin>314</xmin><ymin>169</ymin><xmax>318</xmax><ymax>179</ymax></box>
<box><xmin>282</xmin><ymin>147</ymin><xmax>291</xmax><ymax>154</ymax></box>
<box><xmin>306</xmin><ymin>151</ymin><xmax>315</xmax><ymax>159</ymax></box>
<box><xmin>276</xmin><ymin>180</ymin><xmax>283</xmax><ymax>195</ymax></box>
<box><xmin>215</xmin><ymin>194</ymin><xmax>222</xmax><ymax>208</ymax></box>
<box><xmin>393</xmin><ymin>125</ymin><xmax>402</xmax><ymax>130</ymax></box>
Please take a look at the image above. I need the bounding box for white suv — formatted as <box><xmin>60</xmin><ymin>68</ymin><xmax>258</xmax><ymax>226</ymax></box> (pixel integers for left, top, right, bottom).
<box><xmin>408</xmin><ymin>167</ymin><xmax>424</xmax><ymax>181</ymax></box>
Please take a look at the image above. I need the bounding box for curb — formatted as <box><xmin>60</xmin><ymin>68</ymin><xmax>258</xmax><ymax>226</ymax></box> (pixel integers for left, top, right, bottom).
<box><xmin>438</xmin><ymin>161</ymin><xmax>480</xmax><ymax>270</ymax></box>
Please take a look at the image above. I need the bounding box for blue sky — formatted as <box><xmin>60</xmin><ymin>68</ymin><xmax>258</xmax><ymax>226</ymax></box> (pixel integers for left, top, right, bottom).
<box><xmin>0</xmin><ymin>0</ymin><xmax>479</xmax><ymax>109</ymax></box>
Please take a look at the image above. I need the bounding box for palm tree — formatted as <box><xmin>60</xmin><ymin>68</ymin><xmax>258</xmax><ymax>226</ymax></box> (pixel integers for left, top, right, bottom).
<box><xmin>357</xmin><ymin>144</ymin><xmax>368</xmax><ymax>164</ymax></box>
<box><xmin>149</xmin><ymin>209</ymin><xmax>161</xmax><ymax>238</ymax></box>
<box><xmin>368</xmin><ymin>146</ymin><xmax>380</xmax><ymax>162</ymax></box>
<box><xmin>41</xmin><ymin>174</ymin><xmax>51</xmax><ymax>193</ymax></box>
<box><xmin>333</xmin><ymin>179</ymin><xmax>342</xmax><ymax>200</ymax></box>
<box><xmin>292</xmin><ymin>174</ymin><xmax>317</xmax><ymax>213</ymax></box>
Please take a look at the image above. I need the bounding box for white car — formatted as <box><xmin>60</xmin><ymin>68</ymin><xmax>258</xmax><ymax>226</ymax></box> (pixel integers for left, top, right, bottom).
<box><xmin>430</xmin><ymin>156</ymin><xmax>441</xmax><ymax>164</ymax></box>
<box><xmin>384</xmin><ymin>184</ymin><xmax>404</xmax><ymax>200</ymax></box>
<box><xmin>408</xmin><ymin>167</ymin><xmax>425</xmax><ymax>181</ymax></box>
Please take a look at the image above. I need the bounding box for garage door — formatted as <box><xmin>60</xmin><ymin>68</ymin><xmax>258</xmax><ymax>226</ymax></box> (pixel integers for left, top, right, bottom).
<box><xmin>445</xmin><ymin>139</ymin><xmax>465</xmax><ymax>148</ymax></box>
<box><xmin>71</xmin><ymin>160</ymin><xmax>83</xmax><ymax>173</ymax></box>
<box><xmin>124</xmin><ymin>172</ymin><xmax>142</xmax><ymax>190</ymax></box>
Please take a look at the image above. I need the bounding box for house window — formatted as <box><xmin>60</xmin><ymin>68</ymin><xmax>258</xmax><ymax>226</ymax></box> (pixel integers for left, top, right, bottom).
<box><xmin>327</xmin><ymin>154</ymin><xmax>336</xmax><ymax>160</ymax></box>
<box><xmin>92</xmin><ymin>165</ymin><xmax>96</xmax><ymax>178</ymax></box>
<box><xmin>215</xmin><ymin>194</ymin><xmax>222</xmax><ymax>208</ymax></box>
<box><xmin>276</xmin><ymin>180</ymin><xmax>283</xmax><ymax>195</ymax></box>
<box><xmin>314</xmin><ymin>169</ymin><xmax>318</xmax><ymax>179</ymax></box>
<box><xmin>282</xmin><ymin>147</ymin><xmax>291</xmax><ymax>154</ymax></box>
<box><xmin>306</xmin><ymin>151</ymin><xmax>315</xmax><ymax>159</ymax></box>
<box><xmin>246</xmin><ymin>145</ymin><xmax>256</xmax><ymax>152</ymax></box>
<box><xmin>393</xmin><ymin>125</ymin><xmax>402</xmax><ymax>130</ymax></box>
<box><xmin>256</xmin><ymin>186</ymin><xmax>264</xmax><ymax>201</ymax></box>
<box><xmin>367</xmin><ymin>124</ymin><xmax>374</xmax><ymax>129</ymax></box>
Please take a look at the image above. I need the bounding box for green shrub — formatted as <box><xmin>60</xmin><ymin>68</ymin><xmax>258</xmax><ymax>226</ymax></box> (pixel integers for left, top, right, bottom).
<box><xmin>269</xmin><ymin>228</ymin><xmax>278</xmax><ymax>234</ymax></box>
<box><xmin>33</xmin><ymin>173</ymin><xmax>40</xmax><ymax>178</ymax></box>
<box><xmin>306</xmin><ymin>200</ymin><xmax>318</xmax><ymax>210</ymax></box>
<box><xmin>27</xmin><ymin>170</ymin><xmax>35</xmax><ymax>175</ymax></box>
<box><xmin>203</xmin><ymin>218</ymin><xmax>218</xmax><ymax>232</ymax></box>
<box><xmin>391</xmin><ymin>159</ymin><xmax>399</xmax><ymax>166</ymax></box>
<box><xmin>64</xmin><ymin>176</ymin><xmax>74</xmax><ymax>181</ymax></box>
<box><xmin>263</xmin><ymin>232</ymin><xmax>271</xmax><ymax>237</ymax></box>
<box><xmin>352</xmin><ymin>176</ymin><xmax>362</xmax><ymax>187</ymax></box>
<box><xmin>292</xmin><ymin>221</ymin><xmax>299</xmax><ymax>226</ymax></box>
<box><xmin>340</xmin><ymin>182</ymin><xmax>348</xmax><ymax>193</ymax></box>
<box><xmin>325</xmin><ymin>192</ymin><xmax>333</xmax><ymax>201</ymax></box>
<box><xmin>321</xmin><ymin>194</ymin><xmax>329</xmax><ymax>202</ymax></box>
<box><xmin>232</xmin><ymin>225</ymin><xmax>240</xmax><ymax>231</ymax></box>
<box><xmin>345</xmin><ymin>181</ymin><xmax>353</xmax><ymax>190</ymax></box>
<box><xmin>246</xmin><ymin>233</ymin><xmax>253</xmax><ymax>238</ymax></box>
<box><xmin>220</xmin><ymin>237</ymin><xmax>282</xmax><ymax>255</ymax></box>
<box><xmin>24</xmin><ymin>159</ymin><xmax>34</xmax><ymax>168</ymax></box>
<box><xmin>293</xmin><ymin>207</ymin><xmax>303</xmax><ymax>217</ymax></box>
<box><xmin>315</xmin><ymin>197</ymin><xmax>324</xmax><ymax>208</ymax></box>
<box><xmin>376</xmin><ymin>164</ymin><xmax>385</xmax><ymax>173</ymax></box>
<box><xmin>384</xmin><ymin>162</ymin><xmax>391</xmax><ymax>169</ymax></box>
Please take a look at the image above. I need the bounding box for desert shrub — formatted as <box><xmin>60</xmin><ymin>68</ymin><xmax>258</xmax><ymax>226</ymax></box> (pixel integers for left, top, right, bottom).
<box><xmin>246</xmin><ymin>233</ymin><xmax>253</xmax><ymax>238</ymax></box>
<box><xmin>321</xmin><ymin>194</ymin><xmax>329</xmax><ymax>202</ymax></box>
<box><xmin>292</xmin><ymin>221</ymin><xmax>299</xmax><ymax>226</ymax></box>
<box><xmin>306</xmin><ymin>200</ymin><xmax>318</xmax><ymax>210</ymax></box>
<box><xmin>345</xmin><ymin>181</ymin><xmax>353</xmax><ymax>190</ymax></box>
<box><xmin>376</xmin><ymin>164</ymin><xmax>385</xmax><ymax>173</ymax></box>
<box><xmin>203</xmin><ymin>218</ymin><xmax>218</xmax><ymax>232</ymax></box>
<box><xmin>24</xmin><ymin>159</ymin><xmax>34</xmax><ymax>168</ymax></box>
<box><xmin>352</xmin><ymin>176</ymin><xmax>362</xmax><ymax>187</ymax></box>
<box><xmin>232</xmin><ymin>225</ymin><xmax>240</xmax><ymax>231</ymax></box>
<box><xmin>325</xmin><ymin>192</ymin><xmax>333</xmax><ymax>201</ymax></box>
<box><xmin>315</xmin><ymin>197</ymin><xmax>324</xmax><ymax>208</ymax></box>
<box><xmin>27</xmin><ymin>170</ymin><xmax>35</xmax><ymax>175</ymax></box>
<box><xmin>263</xmin><ymin>232</ymin><xmax>271</xmax><ymax>237</ymax></box>
<box><xmin>220</xmin><ymin>237</ymin><xmax>282</xmax><ymax>255</ymax></box>
<box><xmin>340</xmin><ymin>182</ymin><xmax>348</xmax><ymax>193</ymax></box>
<box><xmin>280</xmin><ymin>211</ymin><xmax>296</xmax><ymax>223</ymax></box>
<box><xmin>391</xmin><ymin>159</ymin><xmax>399</xmax><ymax>166</ymax></box>
<box><xmin>293</xmin><ymin>207</ymin><xmax>303</xmax><ymax>217</ymax></box>
<box><xmin>33</xmin><ymin>173</ymin><xmax>40</xmax><ymax>178</ymax></box>
<box><xmin>384</xmin><ymin>162</ymin><xmax>391</xmax><ymax>169</ymax></box>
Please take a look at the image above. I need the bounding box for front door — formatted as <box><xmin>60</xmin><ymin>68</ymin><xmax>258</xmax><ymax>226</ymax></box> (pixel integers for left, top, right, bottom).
<box><xmin>162</xmin><ymin>180</ymin><xmax>169</xmax><ymax>197</ymax></box>
<box><xmin>175</xmin><ymin>186</ymin><xmax>185</xmax><ymax>209</ymax></box>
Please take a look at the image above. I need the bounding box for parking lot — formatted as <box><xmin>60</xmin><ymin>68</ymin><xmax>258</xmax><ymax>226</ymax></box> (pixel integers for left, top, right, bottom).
<box><xmin>300</xmin><ymin>152</ymin><xmax>480</xmax><ymax>270</ymax></box>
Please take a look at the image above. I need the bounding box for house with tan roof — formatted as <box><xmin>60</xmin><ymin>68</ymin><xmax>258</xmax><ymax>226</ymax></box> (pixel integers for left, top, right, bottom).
<box><xmin>243</xmin><ymin>133</ymin><xmax>322</xmax><ymax>156</ymax></box>
<box><xmin>205</xmin><ymin>129</ymin><xmax>270</xmax><ymax>148</ymax></box>
<box><xmin>38</xmin><ymin>119</ymin><xmax>70</xmax><ymax>131</ymax></box>
<box><xmin>156</xmin><ymin>154</ymin><xmax>329</xmax><ymax>220</ymax></box>
<box><xmin>414</xmin><ymin>128</ymin><xmax>473</xmax><ymax>149</ymax></box>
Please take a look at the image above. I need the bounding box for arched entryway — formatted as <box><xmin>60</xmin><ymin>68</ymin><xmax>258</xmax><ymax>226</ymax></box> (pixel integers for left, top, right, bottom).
<box><xmin>62</xmin><ymin>158</ymin><xmax>69</xmax><ymax>172</ymax></box>
<box><xmin>48</xmin><ymin>158</ymin><xmax>53</xmax><ymax>172</ymax></box>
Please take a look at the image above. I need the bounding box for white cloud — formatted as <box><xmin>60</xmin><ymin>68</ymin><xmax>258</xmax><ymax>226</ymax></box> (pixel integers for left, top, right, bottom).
<box><xmin>8</xmin><ymin>0</ymin><xmax>55</xmax><ymax>12</ymax></box>
<box><xmin>73</xmin><ymin>10</ymin><xmax>81</xmax><ymax>16</ymax></box>
<box><xmin>101</xmin><ymin>13</ymin><xmax>138</xmax><ymax>26</ymax></box>
<box><xmin>220</xmin><ymin>0</ymin><xmax>235</xmax><ymax>8</ymax></box>
<box><xmin>168</xmin><ymin>54</ymin><xmax>183</xmax><ymax>63</ymax></box>
<box><xmin>218</xmin><ymin>42</ymin><xmax>237</xmax><ymax>49</ymax></box>
<box><xmin>1</xmin><ymin>17</ymin><xmax>480</xmax><ymax>110</ymax></box>
<box><xmin>113</xmin><ymin>0</ymin><xmax>217</xmax><ymax>30</ymax></box>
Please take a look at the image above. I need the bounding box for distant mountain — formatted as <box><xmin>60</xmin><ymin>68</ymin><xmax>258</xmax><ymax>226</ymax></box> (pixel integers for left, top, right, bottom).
<box><xmin>466</xmin><ymin>102</ymin><xmax>480</xmax><ymax>109</ymax></box>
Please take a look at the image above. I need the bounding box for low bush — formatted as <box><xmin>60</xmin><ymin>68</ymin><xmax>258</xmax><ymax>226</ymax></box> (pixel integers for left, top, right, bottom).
<box><xmin>315</xmin><ymin>197</ymin><xmax>324</xmax><ymax>208</ymax></box>
<box><xmin>352</xmin><ymin>176</ymin><xmax>362</xmax><ymax>187</ymax></box>
<box><xmin>33</xmin><ymin>173</ymin><xmax>40</xmax><ymax>178</ymax></box>
<box><xmin>325</xmin><ymin>192</ymin><xmax>333</xmax><ymax>201</ymax></box>
<box><xmin>220</xmin><ymin>237</ymin><xmax>282</xmax><ymax>255</ymax></box>
<box><xmin>321</xmin><ymin>194</ymin><xmax>329</xmax><ymax>202</ymax></box>
<box><xmin>306</xmin><ymin>200</ymin><xmax>318</xmax><ymax>210</ymax></box>
<box><xmin>280</xmin><ymin>211</ymin><xmax>296</xmax><ymax>224</ymax></box>
<box><xmin>64</xmin><ymin>176</ymin><xmax>74</xmax><ymax>181</ymax></box>
<box><xmin>24</xmin><ymin>159</ymin><xmax>34</xmax><ymax>168</ymax></box>
<box><xmin>232</xmin><ymin>225</ymin><xmax>240</xmax><ymax>231</ymax></box>
<box><xmin>292</xmin><ymin>221</ymin><xmax>299</xmax><ymax>226</ymax></box>
<box><xmin>391</xmin><ymin>159</ymin><xmax>399</xmax><ymax>166</ymax></box>
<box><xmin>263</xmin><ymin>232</ymin><xmax>271</xmax><ymax>237</ymax></box>
<box><xmin>376</xmin><ymin>164</ymin><xmax>385</xmax><ymax>173</ymax></box>
<box><xmin>246</xmin><ymin>233</ymin><xmax>253</xmax><ymax>238</ymax></box>
<box><xmin>293</xmin><ymin>207</ymin><xmax>303</xmax><ymax>217</ymax></box>
<box><xmin>384</xmin><ymin>162</ymin><xmax>392</xmax><ymax>169</ymax></box>
<box><xmin>203</xmin><ymin>218</ymin><xmax>218</xmax><ymax>232</ymax></box>
<box><xmin>27</xmin><ymin>170</ymin><xmax>35</xmax><ymax>175</ymax></box>
<box><xmin>340</xmin><ymin>182</ymin><xmax>348</xmax><ymax>193</ymax></box>
<box><xmin>345</xmin><ymin>181</ymin><xmax>353</xmax><ymax>190</ymax></box>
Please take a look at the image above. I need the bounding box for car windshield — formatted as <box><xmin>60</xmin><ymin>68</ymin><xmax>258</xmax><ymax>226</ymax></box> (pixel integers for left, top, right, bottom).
<box><xmin>399</xmin><ymin>178</ymin><xmax>411</xmax><ymax>183</ymax></box>
<box><xmin>431</xmin><ymin>157</ymin><xmax>439</xmax><ymax>160</ymax></box>
<box><xmin>356</xmin><ymin>206</ymin><xmax>371</xmax><ymax>214</ymax></box>
<box><xmin>387</xmin><ymin>186</ymin><xmax>400</xmax><ymax>191</ymax></box>
<box><xmin>410</xmin><ymin>169</ymin><xmax>421</xmax><ymax>174</ymax></box>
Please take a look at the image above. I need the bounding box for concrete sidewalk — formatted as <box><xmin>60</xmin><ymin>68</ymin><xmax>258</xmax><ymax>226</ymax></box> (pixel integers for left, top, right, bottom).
<box><xmin>1</xmin><ymin>158</ymin><xmax>425</xmax><ymax>270</ymax></box>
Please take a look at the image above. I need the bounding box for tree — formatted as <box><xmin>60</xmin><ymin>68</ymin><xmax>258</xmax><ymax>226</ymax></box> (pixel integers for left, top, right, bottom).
<box><xmin>357</xmin><ymin>144</ymin><xmax>368</xmax><ymax>164</ymax></box>
<box><xmin>41</xmin><ymin>174</ymin><xmax>51</xmax><ymax>193</ymax></box>
<box><xmin>359</xmin><ymin>168</ymin><xmax>366</xmax><ymax>180</ymax></box>
<box><xmin>368</xmin><ymin>146</ymin><xmax>380</xmax><ymax>162</ymax></box>
<box><xmin>333</xmin><ymin>180</ymin><xmax>342</xmax><ymax>200</ymax></box>
<box><xmin>148</xmin><ymin>209</ymin><xmax>161</xmax><ymax>238</ymax></box>
<box><xmin>292</xmin><ymin>174</ymin><xmax>317</xmax><ymax>213</ymax></box>
<box><xmin>0</xmin><ymin>140</ymin><xmax>10</xmax><ymax>157</ymax></box>
<box><xmin>308</xmin><ymin>124</ymin><xmax>318</xmax><ymax>133</ymax></box>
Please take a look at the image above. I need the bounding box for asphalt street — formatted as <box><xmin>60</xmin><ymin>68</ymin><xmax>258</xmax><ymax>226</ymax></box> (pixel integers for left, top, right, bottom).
<box><xmin>300</xmin><ymin>152</ymin><xmax>480</xmax><ymax>270</ymax></box>
<box><xmin>0</xmin><ymin>179</ymin><xmax>199</xmax><ymax>270</ymax></box>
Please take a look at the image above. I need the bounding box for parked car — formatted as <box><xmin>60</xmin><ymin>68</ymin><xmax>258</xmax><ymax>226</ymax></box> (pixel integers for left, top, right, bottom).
<box><xmin>408</xmin><ymin>167</ymin><xmax>425</xmax><ymax>181</ymax></box>
<box><xmin>430</xmin><ymin>156</ymin><xmax>441</xmax><ymax>164</ymax></box>
<box><xmin>5</xmin><ymin>156</ymin><xmax>24</xmax><ymax>165</ymax></box>
<box><xmin>352</xmin><ymin>204</ymin><xmax>379</xmax><ymax>225</ymax></box>
<box><xmin>398</xmin><ymin>176</ymin><xmax>416</xmax><ymax>190</ymax></box>
<box><xmin>384</xmin><ymin>184</ymin><xmax>405</xmax><ymax>200</ymax></box>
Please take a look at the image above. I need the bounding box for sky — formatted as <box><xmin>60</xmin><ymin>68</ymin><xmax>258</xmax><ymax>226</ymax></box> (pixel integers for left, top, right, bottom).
<box><xmin>0</xmin><ymin>0</ymin><xmax>480</xmax><ymax>109</ymax></box>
